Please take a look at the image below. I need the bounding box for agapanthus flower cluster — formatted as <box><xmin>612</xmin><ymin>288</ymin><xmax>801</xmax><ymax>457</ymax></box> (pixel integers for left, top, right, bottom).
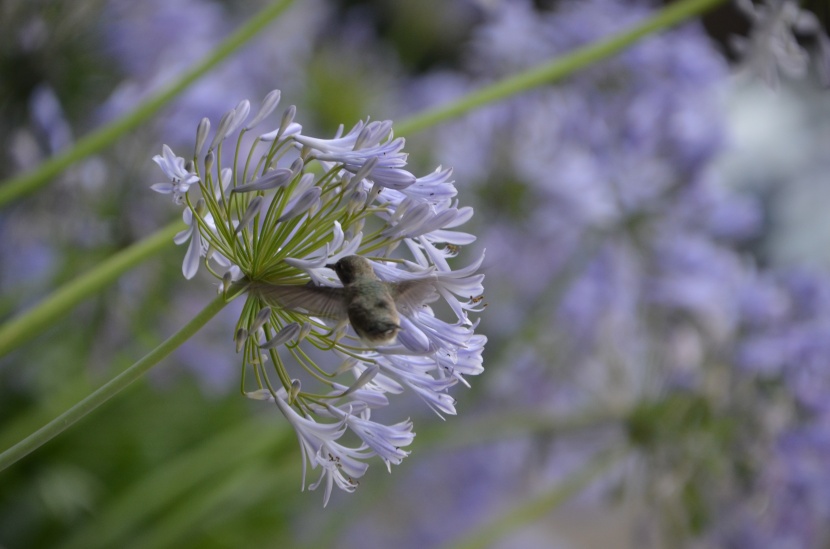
<box><xmin>151</xmin><ymin>90</ymin><xmax>485</xmax><ymax>504</ymax></box>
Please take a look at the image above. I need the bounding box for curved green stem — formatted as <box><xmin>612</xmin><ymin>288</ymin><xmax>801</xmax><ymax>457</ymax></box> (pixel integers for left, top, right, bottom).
<box><xmin>0</xmin><ymin>289</ymin><xmax>240</xmax><ymax>472</ymax></box>
<box><xmin>57</xmin><ymin>418</ymin><xmax>293</xmax><ymax>549</ymax></box>
<box><xmin>395</xmin><ymin>0</ymin><xmax>727</xmax><ymax>135</ymax></box>
<box><xmin>0</xmin><ymin>0</ymin><xmax>295</xmax><ymax>207</ymax></box>
<box><xmin>0</xmin><ymin>221</ymin><xmax>182</xmax><ymax>357</ymax></box>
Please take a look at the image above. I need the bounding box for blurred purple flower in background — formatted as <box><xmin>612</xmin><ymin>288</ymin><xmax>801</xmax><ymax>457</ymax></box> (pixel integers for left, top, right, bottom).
<box><xmin>389</xmin><ymin>0</ymin><xmax>830</xmax><ymax>546</ymax></box>
<box><xmin>99</xmin><ymin>0</ymin><xmax>329</xmax><ymax>145</ymax></box>
<box><xmin>416</xmin><ymin>0</ymin><xmax>741</xmax><ymax>395</ymax></box>
<box><xmin>720</xmin><ymin>268</ymin><xmax>830</xmax><ymax>548</ymax></box>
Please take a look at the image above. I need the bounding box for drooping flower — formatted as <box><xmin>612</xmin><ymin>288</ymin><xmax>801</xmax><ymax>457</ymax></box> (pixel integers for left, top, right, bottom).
<box><xmin>150</xmin><ymin>89</ymin><xmax>486</xmax><ymax>503</ymax></box>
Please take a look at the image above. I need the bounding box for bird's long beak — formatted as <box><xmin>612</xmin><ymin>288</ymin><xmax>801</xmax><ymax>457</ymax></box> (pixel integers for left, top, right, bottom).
<box><xmin>325</xmin><ymin>263</ymin><xmax>336</xmax><ymax>269</ymax></box>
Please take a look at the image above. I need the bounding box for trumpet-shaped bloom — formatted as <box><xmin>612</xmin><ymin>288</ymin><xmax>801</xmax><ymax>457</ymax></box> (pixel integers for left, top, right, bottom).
<box><xmin>151</xmin><ymin>89</ymin><xmax>485</xmax><ymax>503</ymax></box>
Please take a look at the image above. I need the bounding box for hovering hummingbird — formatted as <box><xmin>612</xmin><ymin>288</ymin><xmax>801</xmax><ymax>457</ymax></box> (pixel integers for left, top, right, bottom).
<box><xmin>252</xmin><ymin>255</ymin><xmax>437</xmax><ymax>346</ymax></box>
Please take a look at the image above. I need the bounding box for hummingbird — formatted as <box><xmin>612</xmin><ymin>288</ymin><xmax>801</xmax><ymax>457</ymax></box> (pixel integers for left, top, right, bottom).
<box><xmin>251</xmin><ymin>255</ymin><xmax>437</xmax><ymax>346</ymax></box>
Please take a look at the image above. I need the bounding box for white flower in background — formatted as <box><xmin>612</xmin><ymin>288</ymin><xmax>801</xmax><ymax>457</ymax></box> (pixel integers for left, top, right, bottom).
<box><xmin>733</xmin><ymin>0</ymin><xmax>830</xmax><ymax>87</ymax></box>
<box><xmin>151</xmin><ymin>144</ymin><xmax>200</xmax><ymax>204</ymax></box>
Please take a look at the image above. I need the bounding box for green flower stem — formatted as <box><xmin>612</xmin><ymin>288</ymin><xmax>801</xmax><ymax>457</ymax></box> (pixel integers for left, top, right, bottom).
<box><xmin>124</xmin><ymin>458</ymin><xmax>298</xmax><ymax>549</ymax></box>
<box><xmin>0</xmin><ymin>289</ymin><xmax>239</xmax><ymax>472</ymax></box>
<box><xmin>58</xmin><ymin>418</ymin><xmax>294</xmax><ymax>549</ymax></box>
<box><xmin>395</xmin><ymin>0</ymin><xmax>727</xmax><ymax>135</ymax></box>
<box><xmin>447</xmin><ymin>448</ymin><xmax>626</xmax><ymax>549</ymax></box>
<box><xmin>0</xmin><ymin>220</ymin><xmax>183</xmax><ymax>358</ymax></box>
<box><xmin>0</xmin><ymin>0</ymin><xmax>295</xmax><ymax>208</ymax></box>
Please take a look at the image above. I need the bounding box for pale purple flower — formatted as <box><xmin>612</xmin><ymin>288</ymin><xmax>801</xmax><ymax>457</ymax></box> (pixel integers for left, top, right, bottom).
<box><xmin>396</xmin><ymin>166</ymin><xmax>458</xmax><ymax>203</ymax></box>
<box><xmin>270</xmin><ymin>390</ymin><xmax>370</xmax><ymax>506</ymax></box>
<box><xmin>380</xmin><ymin>198</ymin><xmax>474</xmax><ymax>241</ymax></box>
<box><xmin>173</xmin><ymin>207</ymin><xmax>203</xmax><ymax>280</ymax></box>
<box><xmin>29</xmin><ymin>85</ymin><xmax>73</xmax><ymax>154</ymax></box>
<box><xmin>151</xmin><ymin>144</ymin><xmax>200</xmax><ymax>204</ymax></box>
<box><xmin>370</xmin><ymin>354</ymin><xmax>459</xmax><ymax>417</ymax></box>
<box><xmin>170</xmin><ymin>197</ymin><xmax>235</xmax><ymax>280</ymax></box>
<box><xmin>294</xmin><ymin>120</ymin><xmax>417</xmax><ymax>191</ymax></box>
<box><xmin>207</xmin><ymin>99</ymin><xmax>250</xmax><ymax>152</ymax></box>
<box><xmin>325</xmin><ymin>405</ymin><xmax>415</xmax><ymax>471</ymax></box>
<box><xmin>151</xmin><ymin>91</ymin><xmax>486</xmax><ymax>504</ymax></box>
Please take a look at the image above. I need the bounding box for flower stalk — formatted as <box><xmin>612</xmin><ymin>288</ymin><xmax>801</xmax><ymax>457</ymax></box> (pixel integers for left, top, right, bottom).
<box><xmin>0</xmin><ymin>220</ymin><xmax>183</xmax><ymax>358</ymax></box>
<box><xmin>0</xmin><ymin>0</ymin><xmax>295</xmax><ymax>207</ymax></box>
<box><xmin>0</xmin><ymin>287</ymin><xmax>242</xmax><ymax>473</ymax></box>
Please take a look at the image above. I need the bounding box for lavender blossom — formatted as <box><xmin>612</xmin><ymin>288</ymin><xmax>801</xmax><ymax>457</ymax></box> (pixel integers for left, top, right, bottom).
<box><xmin>150</xmin><ymin>145</ymin><xmax>200</xmax><ymax>205</ymax></box>
<box><xmin>712</xmin><ymin>269</ymin><xmax>830</xmax><ymax>547</ymax></box>
<box><xmin>150</xmin><ymin>90</ymin><xmax>486</xmax><ymax>504</ymax></box>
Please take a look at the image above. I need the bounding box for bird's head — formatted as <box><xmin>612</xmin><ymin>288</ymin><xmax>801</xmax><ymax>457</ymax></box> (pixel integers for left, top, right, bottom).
<box><xmin>327</xmin><ymin>255</ymin><xmax>375</xmax><ymax>285</ymax></box>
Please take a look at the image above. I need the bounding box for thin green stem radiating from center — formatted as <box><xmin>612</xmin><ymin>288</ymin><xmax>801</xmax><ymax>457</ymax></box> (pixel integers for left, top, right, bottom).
<box><xmin>0</xmin><ymin>221</ymin><xmax>183</xmax><ymax>358</ymax></box>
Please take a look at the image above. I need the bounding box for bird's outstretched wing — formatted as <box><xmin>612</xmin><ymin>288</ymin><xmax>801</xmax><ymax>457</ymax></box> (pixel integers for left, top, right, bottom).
<box><xmin>392</xmin><ymin>278</ymin><xmax>439</xmax><ymax>313</ymax></box>
<box><xmin>251</xmin><ymin>282</ymin><xmax>348</xmax><ymax>319</ymax></box>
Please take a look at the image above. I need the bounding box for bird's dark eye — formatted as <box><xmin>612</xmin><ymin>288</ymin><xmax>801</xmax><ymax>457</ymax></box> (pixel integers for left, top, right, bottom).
<box><xmin>336</xmin><ymin>261</ymin><xmax>353</xmax><ymax>283</ymax></box>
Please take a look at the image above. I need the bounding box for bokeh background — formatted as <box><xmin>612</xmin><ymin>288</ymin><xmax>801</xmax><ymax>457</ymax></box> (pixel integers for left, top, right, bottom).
<box><xmin>2</xmin><ymin>0</ymin><xmax>830</xmax><ymax>547</ymax></box>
